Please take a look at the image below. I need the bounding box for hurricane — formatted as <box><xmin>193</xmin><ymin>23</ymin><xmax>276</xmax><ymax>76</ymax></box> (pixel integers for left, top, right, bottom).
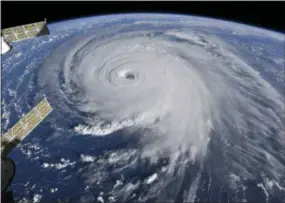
<box><xmin>2</xmin><ymin>14</ymin><xmax>285</xmax><ymax>202</ymax></box>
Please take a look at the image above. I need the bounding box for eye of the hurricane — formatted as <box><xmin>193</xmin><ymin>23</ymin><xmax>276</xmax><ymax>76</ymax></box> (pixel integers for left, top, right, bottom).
<box><xmin>125</xmin><ymin>72</ymin><xmax>135</xmax><ymax>80</ymax></box>
<box><xmin>109</xmin><ymin>69</ymin><xmax>141</xmax><ymax>86</ymax></box>
<box><xmin>117</xmin><ymin>69</ymin><xmax>137</xmax><ymax>80</ymax></box>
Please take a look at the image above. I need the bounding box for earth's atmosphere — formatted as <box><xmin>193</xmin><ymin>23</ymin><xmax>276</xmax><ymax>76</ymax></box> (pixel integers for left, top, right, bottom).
<box><xmin>1</xmin><ymin>14</ymin><xmax>285</xmax><ymax>203</ymax></box>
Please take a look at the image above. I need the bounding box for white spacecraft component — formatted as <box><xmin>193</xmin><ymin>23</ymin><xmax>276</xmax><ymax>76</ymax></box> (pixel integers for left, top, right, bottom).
<box><xmin>1</xmin><ymin>98</ymin><xmax>53</xmax><ymax>156</ymax></box>
<box><xmin>1</xmin><ymin>35</ymin><xmax>11</xmax><ymax>54</ymax></box>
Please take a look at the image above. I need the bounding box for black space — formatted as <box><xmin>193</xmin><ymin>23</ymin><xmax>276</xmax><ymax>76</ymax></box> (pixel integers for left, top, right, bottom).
<box><xmin>1</xmin><ymin>1</ymin><xmax>285</xmax><ymax>33</ymax></box>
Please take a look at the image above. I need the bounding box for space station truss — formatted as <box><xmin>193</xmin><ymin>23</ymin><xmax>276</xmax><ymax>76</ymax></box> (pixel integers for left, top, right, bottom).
<box><xmin>1</xmin><ymin>98</ymin><xmax>52</xmax><ymax>156</ymax></box>
<box><xmin>1</xmin><ymin>20</ymin><xmax>50</xmax><ymax>43</ymax></box>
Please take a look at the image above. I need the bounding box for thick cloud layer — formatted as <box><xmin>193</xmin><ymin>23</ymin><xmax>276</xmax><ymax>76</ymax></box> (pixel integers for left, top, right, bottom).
<box><xmin>37</xmin><ymin>21</ymin><xmax>285</xmax><ymax>201</ymax></box>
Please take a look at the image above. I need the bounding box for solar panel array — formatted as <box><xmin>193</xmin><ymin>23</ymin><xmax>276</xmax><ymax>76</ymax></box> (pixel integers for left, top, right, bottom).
<box><xmin>1</xmin><ymin>98</ymin><xmax>52</xmax><ymax>156</ymax></box>
<box><xmin>1</xmin><ymin>20</ymin><xmax>49</xmax><ymax>43</ymax></box>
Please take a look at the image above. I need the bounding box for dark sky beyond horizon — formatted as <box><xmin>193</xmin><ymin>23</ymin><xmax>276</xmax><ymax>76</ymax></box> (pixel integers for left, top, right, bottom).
<box><xmin>1</xmin><ymin>1</ymin><xmax>284</xmax><ymax>33</ymax></box>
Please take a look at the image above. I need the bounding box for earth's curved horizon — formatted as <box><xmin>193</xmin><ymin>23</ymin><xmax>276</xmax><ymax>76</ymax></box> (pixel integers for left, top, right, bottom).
<box><xmin>2</xmin><ymin>13</ymin><xmax>284</xmax><ymax>203</ymax></box>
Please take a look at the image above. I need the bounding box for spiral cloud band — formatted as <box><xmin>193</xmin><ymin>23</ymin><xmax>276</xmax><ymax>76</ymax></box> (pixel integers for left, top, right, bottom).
<box><xmin>38</xmin><ymin>21</ymin><xmax>285</xmax><ymax>201</ymax></box>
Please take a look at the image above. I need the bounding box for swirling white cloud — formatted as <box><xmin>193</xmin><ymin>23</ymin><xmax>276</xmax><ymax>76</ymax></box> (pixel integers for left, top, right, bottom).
<box><xmin>37</xmin><ymin>20</ymin><xmax>285</xmax><ymax>201</ymax></box>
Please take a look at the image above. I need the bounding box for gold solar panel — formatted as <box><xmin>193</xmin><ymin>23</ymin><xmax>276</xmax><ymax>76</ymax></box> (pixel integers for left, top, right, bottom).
<box><xmin>17</xmin><ymin>33</ymin><xmax>28</xmax><ymax>40</ymax></box>
<box><xmin>2</xmin><ymin>28</ymin><xmax>12</xmax><ymax>35</ymax></box>
<box><xmin>1</xmin><ymin>98</ymin><xmax>52</xmax><ymax>156</ymax></box>
<box><xmin>1</xmin><ymin>20</ymin><xmax>49</xmax><ymax>43</ymax></box>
